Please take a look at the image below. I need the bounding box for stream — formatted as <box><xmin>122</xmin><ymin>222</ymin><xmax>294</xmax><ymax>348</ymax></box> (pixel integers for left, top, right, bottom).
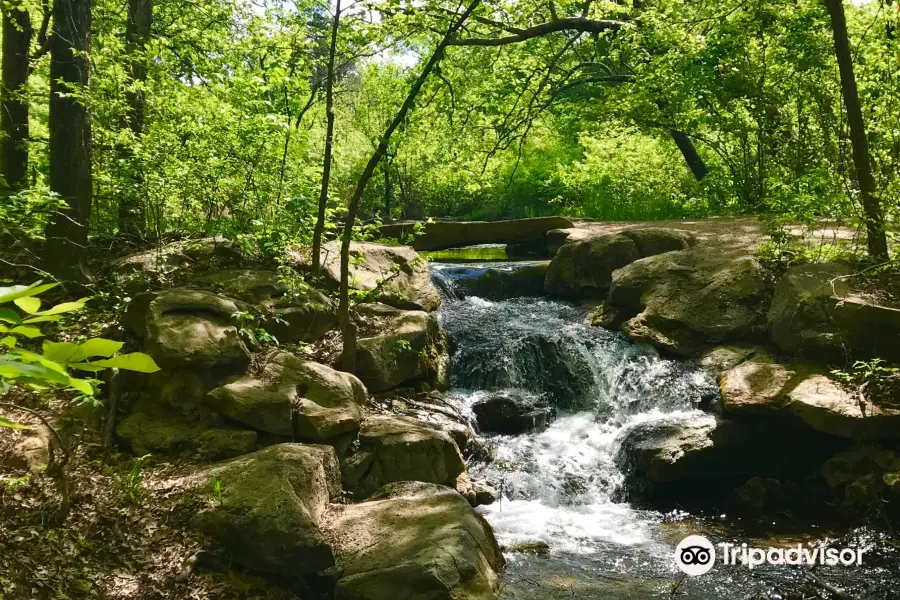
<box><xmin>430</xmin><ymin>261</ymin><xmax>900</xmax><ymax>600</ymax></box>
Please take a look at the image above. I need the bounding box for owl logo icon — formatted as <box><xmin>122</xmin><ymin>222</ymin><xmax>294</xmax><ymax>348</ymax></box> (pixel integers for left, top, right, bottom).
<box><xmin>675</xmin><ymin>535</ymin><xmax>716</xmax><ymax>576</ymax></box>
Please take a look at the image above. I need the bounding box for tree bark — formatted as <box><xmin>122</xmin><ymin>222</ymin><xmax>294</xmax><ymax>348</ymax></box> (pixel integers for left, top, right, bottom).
<box><xmin>338</xmin><ymin>0</ymin><xmax>482</xmax><ymax>372</ymax></box>
<box><xmin>43</xmin><ymin>0</ymin><xmax>92</xmax><ymax>279</ymax></box>
<box><xmin>669</xmin><ymin>130</ymin><xmax>708</xmax><ymax>181</ymax></box>
<box><xmin>310</xmin><ymin>0</ymin><xmax>341</xmax><ymax>277</ymax></box>
<box><xmin>2</xmin><ymin>3</ymin><xmax>32</xmax><ymax>189</ymax></box>
<box><xmin>117</xmin><ymin>0</ymin><xmax>153</xmax><ymax>237</ymax></box>
<box><xmin>824</xmin><ymin>0</ymin><xmax>889</xmax><ymax>259</ymax></box>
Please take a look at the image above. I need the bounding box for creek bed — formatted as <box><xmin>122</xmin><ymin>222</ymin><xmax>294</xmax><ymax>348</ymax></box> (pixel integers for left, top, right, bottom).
<box><xmin>431</xmin><ymin>261</ymin><xmax>900</xmax><ymax>600</ymax></box>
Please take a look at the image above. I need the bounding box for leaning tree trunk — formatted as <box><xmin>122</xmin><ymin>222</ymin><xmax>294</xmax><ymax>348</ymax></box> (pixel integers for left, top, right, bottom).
<box><xmin>338</xmin><ymin>0</ymin><xmax>482</xmax><ymax>372</ymax></box>
<box><xmin>669</xmin><ymin>130</ymin><xmax>709</xmax><ymax>181</ymax></box>
<box><xmin>2</xmin><ymin>3</ymin><xmax>32</xmax><ymax>189</ymax></box>
<box><xmin>824</xmin><ymin>0</ymin><xmax>889</xmax><ymax>259</ymax></box>
<box><xmin>43</xmin><ymin>0</ymin><xmax>92</xmax><ymax>280</ymax></box>
<box><xmin>117</xmin><ymin>0</ymin><xmax>153</xmax><ymax>237</ymax></box>
<box><xmin>310</xmin><ymin>0</ymin><xmax>341</xmax><ymax>277</ymax></box>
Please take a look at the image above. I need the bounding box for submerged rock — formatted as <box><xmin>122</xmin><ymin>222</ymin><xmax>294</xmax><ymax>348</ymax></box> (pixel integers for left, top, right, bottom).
<box><xmin>192</xmin><ymin>444</ymin><xmax>341</xmax><ymax>577</ymax></box>
<box><xmin>323</xmin><ymin>481</ymin><xmax>505</xmax><ymax>600</ymax></box>
<box><xmin>354</xmin><ymin>303</ymin><xmax>448</xmax><ymax>393</ymax></box>
<box><xmin>604</xmin><ymin>248</ymin><xmax>769</xmax><ymax>356</ymax></box>
<box><xmin>341</xmin><ymin>414</ymin><xmax>466</xmax><ymax>499</ymax></box>
<box><xmin>206</xmin><ymin>350</ymin><xmax>367</xmax><ymax>440</ymax></box>
<box><xmin>471</xmin><ymin>391</ymin><xmax>556</xmax><ymax>434</ymax></box>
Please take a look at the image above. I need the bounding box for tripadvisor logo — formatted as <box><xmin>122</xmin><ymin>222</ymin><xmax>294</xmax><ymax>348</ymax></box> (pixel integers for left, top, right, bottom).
<box><xmin>674</xmin><ymin>535</ymin><xmax>867</xmax><ymax>576</ymax></box>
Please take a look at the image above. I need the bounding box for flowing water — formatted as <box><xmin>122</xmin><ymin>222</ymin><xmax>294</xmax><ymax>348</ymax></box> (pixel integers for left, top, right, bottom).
<box><xmin>430</xmin><ymin>262</ymin><xmax>900</xmax><ymax>600</ymax></box>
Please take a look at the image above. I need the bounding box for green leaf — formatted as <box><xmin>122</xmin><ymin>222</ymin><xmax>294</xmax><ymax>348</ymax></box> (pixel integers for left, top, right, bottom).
<box><xmin>0</xmin><ymin>308</ymin><xmax>22</xmax><ymax>324</ymax></box>
<box><xmin>0</xmin><ymin>282</ymin><xmax>58</xmax><ymax>305</ymax></box>
<box><xmin>9</xmin><ymin>326</ymin><xmax>43</xmax><ymax>339</ymax></box>
<box><xmin>83</xmin><ymin>353</ymin><xmax>161</xmax><ymax>373</ymax></box>
<box><xmin>22</xmin><ymin>315</ymin><xmax>63</xmax><ymax>324</ymax></box>
<box><xmin>14</xmin><ymin>296</ymin><xmax>41</xmax><ymax>314</ymax></box>
<box><xmin>0</xmin><ymin>415</ymin><xmax>30</xmax><ymax>431</ymax></box>
<box><xmin>72</xmin><ymin>338</ymin><xmax>124</xmax><ymax>360</ymax></box>
<box><xmin>0</xmin><ymin>336</ymin><xmax>17</xmax><ymax>348</ymax></box>
<box><xmin>33</xmin><ymin>297</ymin><xmax>90</xmax><ymax>317</ymax></box>
<box><xmin>67</xmin><ymin>377</ymin><xmax>95</xmax><ymax>396</ymax></box>
<box><xmin>0</xmin><ymin>359</ymin><xmax>71</xmax><ymax>385</ymax></box>
<box><xmin>42</xmin><ymin>341</ymin><xmax>81</xmax><ymax>363</ymax></box>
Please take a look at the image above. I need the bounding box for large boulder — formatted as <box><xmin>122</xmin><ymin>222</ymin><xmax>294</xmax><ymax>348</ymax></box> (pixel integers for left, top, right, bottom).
<box><xmin>192</xmin><ymin>444</ymin><xmax>341</xmax><ymax>577</ymax></box>
<box><xmin>470</xmin><ymin>391</ymin><xmax>556</xmax><ymax>435</ymax></box>
<box><xmin>719</xmin><ymin>361</ymin><xmax>797</xmax><ymax>415</ymax></box>
<box><xmin>546</xmin><ymin>227</ymin><xmax>593</xmax><ymax>256</ymax></box>
<box><xmin>786</xmin><ymin>374</ymin><xmax>900</xmax><ymax>440</ymax></box>
<box><xmin>117</xmin><ymin>410</ymin><xmax>257</xmax><ymax>460</ymax></box>
<box><xmin>768</xmin><ymin>263</ymin><xmax>900</xmax><ymax>361</ymax></box>
<box><xmin>341</xmin><ymin>415</ymin><xmax>466</xmax><ymax>499</ymax></box>
<box><xmin>603</xmin><ymin>248</ymin><xmax>769</xmax><ymax>356</ymax></box>
<box><xmin>544</xmin><ymin>228</ymin><xmax>696</xmax><ymax>299</ymax></box>
<box><xmin>544</xmin><ymin>234</ymin><xmax>640</xmax><ymax>298</ymax></box>
<box><xmin>323</xmin><ymin>481</ymin><xmax>505</xmax><ymax>600</ymax></box>
<box><xmin>191</xmin><ymin>269</ymin><xmax>289</xmax><ymax>302</ymax></box>
<box><xmin>379</xmin><ymin>216</ymin><xmax>574</xmax><ymax>251</ymax></box>
<box><xmin>355</xmin><ymin>303</ymin><xmax>448</xmax><ymax>393</ymax></box>
<box><xmin>126</xmin><ymin>289</ymin><xmax>251</xmax><ymax>371</ymax></box>
<box><xmin>111</xmin><ymin>237</ymin><xmax>244</xmax><ymax>277</ymax></box>
<box><xmin>207</xmin><ymin>351</ymin><xmax>367</xmax><ymax>441</ymax></box>
<box><xmin>310</xmin><ymin>241</ymin><xmax>440</xmax><ymax>312</ymax></box>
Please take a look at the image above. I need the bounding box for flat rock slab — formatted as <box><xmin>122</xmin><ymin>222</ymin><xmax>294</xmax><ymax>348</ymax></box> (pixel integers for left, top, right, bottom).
<box><xmin>787</xmin><ymin>374</ymin><xmax>900</xmax><ymax>440</ymax></box>
<box><xmin>379</xmin><ymin>216</ymin><xmax>575</xmax><ymax>251</ymax></box>
<box><xmin>323</xmin><ymin>481</ymin><xmax>504</xmax><ymax>600</ymax></box>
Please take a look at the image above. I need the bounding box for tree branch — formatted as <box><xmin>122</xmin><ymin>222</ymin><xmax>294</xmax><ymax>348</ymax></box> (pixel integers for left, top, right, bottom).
<box><xmin>448</xmin><ymin>17</ymin><xmax>627</xmax><ymax>46</ymax></box>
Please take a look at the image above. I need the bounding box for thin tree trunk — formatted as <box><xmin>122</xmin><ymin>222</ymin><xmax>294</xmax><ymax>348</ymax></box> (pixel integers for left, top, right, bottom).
<box><xmin>338</xmin><ymin>0</ymin><xmax>482</xmax><ymax>371</ymax></box>
<box><xmin>43</xmin><ymin>0</ymin><xmax>92</xmax><ymax>280</ymax></box>
<box><xmin>311</xmin><ymin>0</ymin><xmax>341</xmax><ymax>277</ymax></box>
<box><xmin>117</xmin><ymin>0</ymin><xmax>152</xmax><ymax>237</ymax></box>
<box><xmin>824</xmin><ymin>0</ymin><xmax>889</xmax><ymax>259</ymax></box>
<box><xmin>383</xmin><ymin>157</ymin><xmax>392</xmax><ymax>220</ymax></box>
<box><xmin>669</xmin><ymin>130</ymin><xmax>708</xmax><ymax>181</ymax></box>
<box><xmin>2</xmin><ymin>3</ymin><xmax>32</xmax><ymax>189</ymax></box>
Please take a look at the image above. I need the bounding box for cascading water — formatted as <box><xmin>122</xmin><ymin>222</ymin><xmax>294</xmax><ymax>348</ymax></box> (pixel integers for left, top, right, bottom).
<box><xmin>430</xmin><ymin>261</ymin><xmax>898</xmax><ymax>599</ymax></box>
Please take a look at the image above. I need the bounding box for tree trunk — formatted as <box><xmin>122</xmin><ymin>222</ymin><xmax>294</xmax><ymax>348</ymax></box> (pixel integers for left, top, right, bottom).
<box><xmin>117</xmin><ymin>0</ymin><xmax>152</xmax><ymax>237</ymax></box>
<box><xmin>669</xmin><ymin>130</ymin><xmax>708</xmax><ymax>181</ymax></box>
<box><xmin>383</xmin><ymin>157</ymin><xmax>392</xmax><ymax>220</ymax></box>
<box><xmin>2</xmin><ymin>4</ymin><xmax>32</xmax><ymax>189</ymax></box>
<box><xmin>310</xmin><ymin>0</ymin><xmax>341</xmax><ymax>277</ymax></box>
<box><xmin>338</xmin><ymin>0</ymin><xmax>482</xmax><ymax>371</ymax></box>
<box><xmin>43</xmin><ymin>0</ymin><xmax>92</xmax><ymax>280</ymax></box>
<box><xmin>824</xmin><ymin>0</ymin><xmax>889</xmax><ymax>259</ymax></box>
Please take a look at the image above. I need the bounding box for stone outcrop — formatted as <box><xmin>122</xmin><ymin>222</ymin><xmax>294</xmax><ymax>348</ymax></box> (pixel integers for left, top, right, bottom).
<box><xmin>602</xmin><ymin>248</ymin><xmax>769</xmax><ymax>356</ymax></box>
<box><xmin>471</xmin><ymin>391</ymin><xmax>556</xmax><ymax>434</ymax></box>
<box><xmin>117</xmin><ymin>410</ymin><xmax>257</xmax><ymax>460</ymax></box>
<box><xmin>544</xmin><ymin>228</ymin><xmax>695</xmax><ymax>299</ymax></box>
<box><xmin>207</xmin><ymin>351</ymin><xmax>367</xmax><ymax>441</ymax></box>
<box><xmin>111</xmin><ymin>237</ymin><xmax>244</xmax><ymax>277</ymax></box>
<box><xmin>310</xmin><ymin>241</ymin><xmax>440</xmax><ymax>312</ymax></box>
<box><xmin>786</xmin><ymin>374</ymin><xmax>900</xmax><ymax>440</ymax></box>
<box><xmin>719</xmin><ymin>361</ymin><xmax>797</xmax><ymax>414</ymax></box>
<box><xmin>354</xmin><ymin>303</ymin><xmax>448</xmax><ymax>393</ymax></box>
<box><xmin>125</xmin><ymin>288</ymin><xmax>251</xmax><ymax>371</ymax></box>
<box><xmin>323</xmin><ymin>481</ymin><xmax>505</xmax><ymax>600</ymax></box>
<box><xmin>379</xmin><ymin>216</ymin><xmax>574</xmax><ymax>251</ymax></box>
<box><xmin>768</xmin><ymin>262</ymin><xmax>900</xmax><ymax>362</ymax></box>
<box><xmin>192</xmin><ymin>444</ymin><xmax>341</xmax><ymax>577</ymax></box>
<box><xmin>341</xmin><ymin>415</ymin><xmax>466</xmax><ymax>499</ymax></box>
<box><xmin>546</xmin><ymin>227</ymin><xmax>593</xmax><ymax>256</ymax></box>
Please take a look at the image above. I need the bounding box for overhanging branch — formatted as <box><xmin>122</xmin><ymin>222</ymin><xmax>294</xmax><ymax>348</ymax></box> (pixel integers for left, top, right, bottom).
<box><xmin>448</xmin><ymin>17</ymin><xmax>627</xmax><ymax>46</ymax></box>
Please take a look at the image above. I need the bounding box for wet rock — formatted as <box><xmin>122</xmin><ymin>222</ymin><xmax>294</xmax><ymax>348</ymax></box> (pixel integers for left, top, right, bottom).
<box><xmin>719</xmin><ymin>361</ymin><xmax>797</xmax><ymax>415</ymax></box>
<box><xmin>379</xmin><ymin>216</ymin><xmax>574</xmax><ymax>251</ymax></box>
<box><xmin>445</xmin><ymin>263</ymin><xmax>549</xmax><ymax>300</ymax></box>
<box><xmin>787</xmin><ymin>374</ymin><xmax>900</xmax><ymax>440</ymax></box>
<box><xmin>207</xmin><ymin>351</ymin><xmax>366</xmax><ymax>440</ymax></box>
<box><xmin>734</xmin><ymin>477</ymin><xmax>783</xmax><ymax>510</ymax></box>
<box><xmin>307</xmin><ymin>241</ymin><xmax>440</xmax><ymax>312</ymax></box>
<box><xmin>117</xmin><ymin>410</ymin><xmax>257</xmax><ymax>460</ymax></box>
<box><xmin>354</xmin><ymin>303</ymin><xmax>448</xmax><ymax>393</ymax></box>
<box><xmin>768</xmin><ymin>262</ymin><xmax>900</xmax><ymax>361</ymax></box>
<box><xmin>471</xmin><ymin>392</ymin><xmax>556</xmax><ymax>434</ymax></box>
<box><xmin>604</xmin><ymin>248</ymin><xmax>769</xmax><ymax>356</ymax></box>
<box><xmin>545</xmin><ymin>234</ymin><xmax>640</xmax><ymax>299</ymax></box>
<box><xmin>126</xmin><ymin>288</ymin><xmax>251</xmax><ymax>371</ymax></box>
<box><xmin>505</xmin><ymin>541</ymin><xmax>551</xmax><ymax>556</ymax></box>
<box><xmin>341</xmin><ymin>414</ymin><xmax>466</xmax><ymax>499</ymax></box>
<box><xmin>474</xmin><ymin>480</ymin><xmax>498</xmax><ymax>506</ymax></box>
<box><xmin>820</xmin><ymin>446</ymin><xmax>897</xmax><ymax>489</ymax></box>
<box><xmin>323</xmin><ymin>481</ymin><xmax>504</xmax><ymax>600</ymax></box>
<box><xmin>192</xmin><ymin>444</ymin><xmax>341</xmax><ymax>577</ymax></box>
